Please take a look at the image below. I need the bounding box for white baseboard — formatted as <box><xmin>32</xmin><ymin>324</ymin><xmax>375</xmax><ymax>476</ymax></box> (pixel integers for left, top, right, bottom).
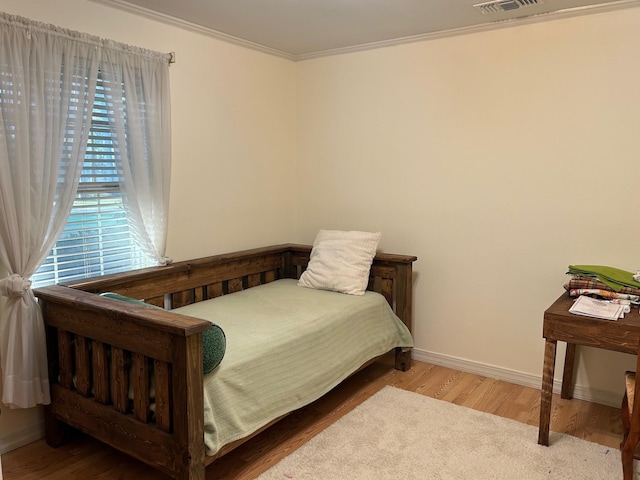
<box><xmin>412</xmin><ymin>348</ymin><xmax>622</xmax><ymax>408</ymax></box>
<box><xmin>0</xmin><ymin>421</ymin><xmax>44</xmax><ymax>455</ymax></box>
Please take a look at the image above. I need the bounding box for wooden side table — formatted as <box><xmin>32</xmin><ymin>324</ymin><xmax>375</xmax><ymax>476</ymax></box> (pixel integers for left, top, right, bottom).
<box><xmin>538</xmin><ymin>292</ymin><xmax>640</xmax><ymax>446</ymax></box>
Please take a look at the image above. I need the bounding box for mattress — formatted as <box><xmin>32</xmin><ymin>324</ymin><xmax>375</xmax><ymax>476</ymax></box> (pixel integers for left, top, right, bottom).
<box><xmin>173</xmin><ymin>278</ymin><xmax>414</xmax><ymax>455</ymax></box>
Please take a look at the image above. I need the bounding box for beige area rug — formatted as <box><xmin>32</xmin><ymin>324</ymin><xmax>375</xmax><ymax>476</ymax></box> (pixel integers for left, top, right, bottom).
<box><xmin>257</xmin><ymin>386</ymin><xmax>628</xmax><ymax>480</ymax></box>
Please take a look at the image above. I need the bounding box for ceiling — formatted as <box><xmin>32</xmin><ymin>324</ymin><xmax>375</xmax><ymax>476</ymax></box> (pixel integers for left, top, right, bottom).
<box><xmin>94</xmin><ymin>0</ymin><xmax>636</xmax><ymax>60</ymax></box>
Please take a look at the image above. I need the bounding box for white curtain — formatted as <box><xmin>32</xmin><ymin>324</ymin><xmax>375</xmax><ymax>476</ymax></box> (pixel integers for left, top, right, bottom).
<box><xmin>101</xmin><ymin>44</ymin><xmax>172</xmax><ymax>266</ymax></box>
<box><xmin>0</xmin><ymin>14</ymin><xmax>172</xmax><ymax>409</ymax></box>
<box><xmin>0</xmin><ymin>14</ymin><xmax>99</xmax><ymax>408</ymax></box>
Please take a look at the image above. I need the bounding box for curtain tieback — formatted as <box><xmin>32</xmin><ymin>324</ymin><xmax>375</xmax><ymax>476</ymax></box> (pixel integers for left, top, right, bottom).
<box><xmin>0</xmin><ymin>274</ymin><xmax>32</xmax><ymax>298</ymax></box>
<box><xmin>158</xmin><ymin>256</ymin><xmax>173</xmax><ymax>266</ymax></box>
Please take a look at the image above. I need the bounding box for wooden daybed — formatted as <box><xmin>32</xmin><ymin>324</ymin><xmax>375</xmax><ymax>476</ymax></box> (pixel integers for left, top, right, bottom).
<box><xmin>34</xmin><ymin>243</ymin><xmax>416</xmax><ymax>480</ymax></box>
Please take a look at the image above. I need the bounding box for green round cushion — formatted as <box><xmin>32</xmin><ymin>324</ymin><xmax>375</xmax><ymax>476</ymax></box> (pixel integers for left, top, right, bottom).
<box><xmin>202</xmin><ymin>325</ymin><xmax>226</xmax><ymax>374</ymax></box>
<box><xmin>100</xmin><ymin>292</ymin><xmax>226</xmax><ymax>374</ymax></box>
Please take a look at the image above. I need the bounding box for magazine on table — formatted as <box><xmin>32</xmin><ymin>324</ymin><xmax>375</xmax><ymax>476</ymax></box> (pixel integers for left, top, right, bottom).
<box><xmin>569</xmin><ymin>295</ymin><xmax>626</xmax><ymax>321</ymax></box>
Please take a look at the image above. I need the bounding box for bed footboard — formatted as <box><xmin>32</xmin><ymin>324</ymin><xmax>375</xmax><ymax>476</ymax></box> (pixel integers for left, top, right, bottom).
<box><xmin>34</xmin><ymin>243</ymin><xmax>416</xmax><ymax>479</ymax></box>
<box><xmin>36</xmin><ymin>286</ymin><xmax>210</xmax><ymax>480</ymax></box>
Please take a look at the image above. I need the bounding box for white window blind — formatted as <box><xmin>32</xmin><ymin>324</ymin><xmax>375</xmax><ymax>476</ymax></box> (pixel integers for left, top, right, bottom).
<box><xmin>32</xmin><ymin>75</ymin><xmax>152</xmax><ymax>288</ymax></box>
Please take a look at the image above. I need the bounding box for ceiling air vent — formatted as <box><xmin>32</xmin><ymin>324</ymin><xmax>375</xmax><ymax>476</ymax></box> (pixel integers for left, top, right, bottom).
<box><xmin>473</xmin><ymin>0</ymin><xmax>543</xmax><ymax>14</ymax></box>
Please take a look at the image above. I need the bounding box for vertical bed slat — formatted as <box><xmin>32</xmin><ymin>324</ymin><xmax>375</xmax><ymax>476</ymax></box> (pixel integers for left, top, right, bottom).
<box><xmin>264</xmin><ymin>270</ymin><xmax>276</xmax><ymax>283</ymax></box>
<box><xmin>172</xmin><ymin>289</ymin><xmax>195</xmax><ymax>308</ymax></box>
<box><xmin>58</xmin><ymin>330</ymin><xmax>74</xmax><ymax>389</ymax></box>
<box><xmin>154</xmin><ymin>359</ymin><xmax>172</xmax><ymax>432</ymax></box>
<box><xmin>93</xmin><ymin>341</ymin><xmax>110</xmax><ymax>404</ymax></box>
<box><xmin>381</xmin><ymin>278</ymin><xmax>394</xmax><ymax>306</ymax></box>
<box><xmin>146</xmin><ymin>296</ymin><xmax>164</xmax><ymax>308</ymax></box>
<box><xmin>195</xmin><ymin>287</ymin><xmax>204</xmax><ymax>303</ymax></box>
<box><xmin>132</xmin><ymin>353</ymin><xmax>150</xmax><ymax>423</ymax></box>
<box><xmin>228</xmin><ymin>278</ymin><xmax>243</xmax><ymax>293</ymax></box>
<box><xmin>206</xmin><ymin>282</ymin><xmax>223</xmax><ymax>299</ymax></box>
<box><xmin>247</xmin><ymin>273</ymin><xmax>261</xmax><ymax>288</ymax></box>
<box><xmin>75</xmin><ymin>336</ymin><xmax>91</xmax><ymax>396</ymax></box>
<box><xmin>111</xmin><ymin>347</ymin><xmax>129</xmax><ymax>413</ymax></box>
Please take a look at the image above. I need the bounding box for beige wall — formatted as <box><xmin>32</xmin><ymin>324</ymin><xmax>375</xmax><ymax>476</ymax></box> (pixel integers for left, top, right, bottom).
<box><xmin>0</xmin><ymin>0</ymin><xmax>297</xmax><ymax>452</ymax></box>
<box><xmin>1</xmin><ymin>0</ymin><xmax>639</xmax><ymax>456</ymax></box>
<box><xmin>296</xmin><ymin>7</ymin><xmax>640</xmax><ymax>403</ymax></box>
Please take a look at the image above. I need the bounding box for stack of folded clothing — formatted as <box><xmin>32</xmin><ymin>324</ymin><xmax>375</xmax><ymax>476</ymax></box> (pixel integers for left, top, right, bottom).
<box><xmin>565</xmin><ymin>265</ymin><xmax>640</xmax><ymax>302</ymax></box>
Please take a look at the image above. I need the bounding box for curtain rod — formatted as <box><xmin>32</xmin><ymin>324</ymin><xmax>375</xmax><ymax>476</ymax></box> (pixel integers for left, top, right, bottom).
<box><xmin>1</xmin><ymin>11</ymin><xmax>175</xmax><ymax>65</ymax></box>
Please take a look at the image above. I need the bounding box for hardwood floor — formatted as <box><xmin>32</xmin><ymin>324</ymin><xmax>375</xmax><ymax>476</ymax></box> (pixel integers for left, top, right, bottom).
<box><xmin>2</xmin><ymin>355</ymin><xmax>624</xmax><ymax>479</ymax></box>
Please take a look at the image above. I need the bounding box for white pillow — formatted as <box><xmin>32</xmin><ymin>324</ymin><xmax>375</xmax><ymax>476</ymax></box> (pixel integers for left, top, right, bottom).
<box><xmin>298</xmin><ymin>230</ymin><xmax>381</xmax><ymax>295</ymax></box>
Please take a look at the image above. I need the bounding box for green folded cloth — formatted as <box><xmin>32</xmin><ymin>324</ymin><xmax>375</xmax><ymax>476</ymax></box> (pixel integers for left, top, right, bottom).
<box><xmin>100</xmin><ymin>292</ymin><xmax>226</xmax><ymax>373</ymax></box>
<box><xmin>567</xmin><ymin>265</ymin><xmax>640</xmax><ymax>292</ymax></box>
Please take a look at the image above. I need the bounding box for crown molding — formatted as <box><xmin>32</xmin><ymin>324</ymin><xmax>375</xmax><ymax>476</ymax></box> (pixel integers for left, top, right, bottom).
<box><xmin>297</xmin><ymin>0</ymin><xmax>640</xmax><ymax>60</ymax></box>
<box><xmin>91</xmin><ymin>0</ymin><xmax>640</xmax><ymax>62</ymax></box>
<box><xmin>89</xmin><ymin>0</ymin><xmax>296</xmax><ymax>61</ymax></box>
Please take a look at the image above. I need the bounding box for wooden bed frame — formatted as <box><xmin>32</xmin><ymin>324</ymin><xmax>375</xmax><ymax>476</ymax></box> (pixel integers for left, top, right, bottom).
<box><xmin>34</xmin><ymin>243</ymin><xmax>416</xmax><ymax>480</ymax></box>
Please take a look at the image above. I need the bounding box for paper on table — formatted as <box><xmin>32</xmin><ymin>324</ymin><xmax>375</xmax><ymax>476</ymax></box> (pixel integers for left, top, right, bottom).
<box><xmin>569</xmin><ymin>295</ymin><xmax>625</xmax><ymax>321</ymax></box>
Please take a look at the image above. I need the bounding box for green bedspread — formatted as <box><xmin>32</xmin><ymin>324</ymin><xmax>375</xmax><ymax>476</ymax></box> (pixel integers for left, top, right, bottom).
<box><xmin>173</xmin><ymin>279</ymin><xmax>413</xmax><ymax>456</ymax></box>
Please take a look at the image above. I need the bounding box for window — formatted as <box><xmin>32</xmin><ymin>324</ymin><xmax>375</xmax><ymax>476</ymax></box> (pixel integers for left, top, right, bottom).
<box><xmin>32</xmin><ymin>75</ymin><xmax>153</xmax><ymax>288</ymax></box>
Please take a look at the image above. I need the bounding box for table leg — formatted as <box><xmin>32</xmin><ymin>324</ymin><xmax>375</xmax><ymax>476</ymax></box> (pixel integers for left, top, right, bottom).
<box><xmin>538</xmin><ymin>338</ymin><xmax>557</xmax><ymax>446</ymax></box>
<box><xmin>561</xmin><ymin>343</ymin><xmax>576</xmax><ymax>400</ymax></box>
